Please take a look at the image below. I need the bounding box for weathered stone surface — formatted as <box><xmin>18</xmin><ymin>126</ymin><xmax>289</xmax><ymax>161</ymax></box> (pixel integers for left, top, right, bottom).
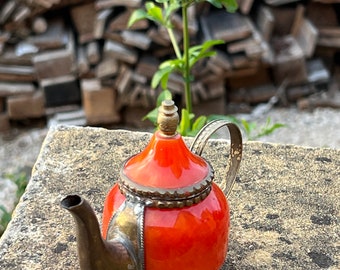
<box><xmin>0</xmin><ymin>126</ymin><xmax>338</xmax><ymax>269</ymax></box>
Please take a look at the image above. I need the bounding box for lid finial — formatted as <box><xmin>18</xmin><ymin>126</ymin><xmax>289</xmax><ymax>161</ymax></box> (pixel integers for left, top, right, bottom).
<box><xmin>157</xmin><ymin>100</ymin><xmax>179</xmax><ymax>136</ymax></box>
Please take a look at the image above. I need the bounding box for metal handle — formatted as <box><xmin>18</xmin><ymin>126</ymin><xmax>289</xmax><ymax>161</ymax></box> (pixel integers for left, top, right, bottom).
<box><xmin>190</xmin><ymin>120</ymin><xmax>242</xmax><ymax>197</ymax></box>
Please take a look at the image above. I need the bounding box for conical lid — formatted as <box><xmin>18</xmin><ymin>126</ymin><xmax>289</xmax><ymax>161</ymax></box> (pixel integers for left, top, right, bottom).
<box><xmin>119</xmin><ymin>100</ymin><xmax>213</xmax><ymax>208</ymax></box>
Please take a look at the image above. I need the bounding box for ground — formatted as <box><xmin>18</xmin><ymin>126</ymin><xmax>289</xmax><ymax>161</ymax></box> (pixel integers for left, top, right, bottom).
<box><xmin>1</xmin><ymin>106</ymin><xmax>339</xmax><ymax>175</ymax></box>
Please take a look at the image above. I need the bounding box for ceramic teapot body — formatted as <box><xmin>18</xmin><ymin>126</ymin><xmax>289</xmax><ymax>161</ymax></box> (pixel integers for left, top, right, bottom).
<box><xmin>61</xmin><ymin>100</ymin><xmax>242</xmax><ymax>270</ymax></box>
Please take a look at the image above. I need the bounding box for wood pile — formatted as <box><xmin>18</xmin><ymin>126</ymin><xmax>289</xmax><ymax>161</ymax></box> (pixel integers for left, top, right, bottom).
<box><xmin>0</xmin><ymin>0</ymin><xmax>339</xmax><ymax>131</ymax></box>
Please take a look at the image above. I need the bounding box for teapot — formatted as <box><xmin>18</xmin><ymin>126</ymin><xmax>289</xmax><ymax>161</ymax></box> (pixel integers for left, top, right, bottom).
<box><xmin>61</xmin><ymin>100</ymin><xmax>242</xmax><ymax>270</ymax></box>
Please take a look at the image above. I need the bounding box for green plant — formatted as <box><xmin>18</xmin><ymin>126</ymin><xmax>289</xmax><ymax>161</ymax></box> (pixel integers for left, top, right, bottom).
<box><xmin>129</xmin><ymin>0</ymin><xmax>238</xmax><ymax>136</ymax></box>
<box><xmin>129</xmin><ymin>0</ymin><xmax>284</xmax><ymax>139</ymax></box>
<box><xmin>0</xmin><ymin>172</ymin><xmax>29</xmax><ymax>237</ymax></box>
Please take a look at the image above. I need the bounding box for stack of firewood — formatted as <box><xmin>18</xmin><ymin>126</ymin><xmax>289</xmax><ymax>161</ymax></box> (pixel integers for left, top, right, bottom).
<box><xmin>0</xmin><ymin>0</ymin><xmax>339</xmax><ymax>131</ymax></box>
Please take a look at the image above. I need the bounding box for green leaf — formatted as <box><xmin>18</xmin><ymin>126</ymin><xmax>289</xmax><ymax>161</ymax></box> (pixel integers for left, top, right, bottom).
<box><xmin>143</xmin><ymin>90</ymin><xmax>173</xmax><ymax>125</ymax></box>
<box><xmin>179</xmin><ymin>109</ymin><xmax>191</xmax><ymax>136</ymax></box>
<box><xmin>128</xmin><ymin>9</ymin><xmax>148</xmax><ymax>27</ymax></box>
<box><xmin>145</xmin><ymin>2</ymin><xmax>166</xmax><ymax>25</ymax></box>
<box><xmin>156</xmin><ymin>89</ymin><xmax>172</xmax><ymax>106</ymax></box>
<box><xmin>207</xmin><ymin>0</ymin><xmax>238</xmax><ymax>12</ymax></box>
<box><xmin>151</xmin><ymin>65</ymin><xmax>173</xmax><ymax>89</ymax></box>
<box><xmin>192</xmin><ymin>116</ymin><xmax>207</xmax><ymax>132</ymax></box>
<box><xmin>142</xmin><ymin>108</ymin><xmax>158</xmax><ymax>124</ymax></box>
<box><xmin>188</xmin><ymin>39</ymin><xmax>224</xmax><ymax>68</ymax></box>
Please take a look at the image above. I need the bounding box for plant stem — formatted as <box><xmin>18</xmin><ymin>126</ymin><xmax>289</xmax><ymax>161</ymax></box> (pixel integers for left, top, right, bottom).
<box><xmin>164</xmin><ymin>1</ymin><xmax>182</xmax><ymax>59</ymax></box>
<box><xmin>182</xmin><ymin>4</ymin><xmax>192</xmax><ymax>116</ymax></box>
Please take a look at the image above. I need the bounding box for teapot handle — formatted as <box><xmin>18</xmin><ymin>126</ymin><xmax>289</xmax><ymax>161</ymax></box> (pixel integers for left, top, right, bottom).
<box><xmin>190</xmin><ymin>120</ymin><xmax>242</xmax><ymax>197</ymax></box>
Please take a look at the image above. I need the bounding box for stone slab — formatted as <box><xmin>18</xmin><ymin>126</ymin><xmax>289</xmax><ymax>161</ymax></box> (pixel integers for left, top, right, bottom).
<box><xmin>0</xmin><ymin>126</ymin><xmax>339</xmax><ymax>269</ymax></box>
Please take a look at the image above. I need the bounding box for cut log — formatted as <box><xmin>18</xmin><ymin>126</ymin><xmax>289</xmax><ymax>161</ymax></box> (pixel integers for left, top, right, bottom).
<box><xmin>70</xmin><ymin>2</ymin><xmax>97</xmax><ymax>43</ymax></box>
<box><xmin>228</xmin><ymin>84</ymin><xmax>276</xmax><ymax>104</ymax></box>
<box><xmin>135</xmin><ymin>55</ymin><xmax>159</xmax><ymax>79</ymax></box>
<box><xmin>200</xmin><ymin>11</ymin><xmax>252</xmax><ymax>42</ymax></box>
<box><xmin>77</xmin><ymin>45</ymin><xmax>90</xmax><ymax>76</ymax></box>
<box><xmin>0</xmin><ymin>65</ymin><xmax>36</xmax><ymax>82</ymax></box>
<box><xmin>18</xmin><ymin>18</ymin><xmax>68</xmax><ymax>51</ymax></box>
<box><xmin>295</xmin><ymin>18</ymin><xmax>318</xmax><ymax>58</ymax></box>
<box><xmin>32</xmin><ymin>16</ymin><xmax>48</xmax><ymax>34</ymax></box>
<box><xmin>0</xmin><ymin>82</ymin><xmax>35</xmax><ymax>97</ymax></box>
<box><xmin>33</xmin><ymin>47</ymin><xmax>75</xmax><ymax>80</ymax></box>
<box><xmin>272</xmin><ymin>35</ymin><xmax>307</xmax><ymax>85</ymax></box>
<box><xmin>0</xmin><ymin>112</ymin><xmax>10</xmax><ymax>131</ymax></box>
<box><xmin>107</xmin><ymin>8</ymin><xmax>148</xmax><ymax>32</ymax></box>
<box><xmin>114</xmin><ymin>64</ymin><xmax>133</xmax><ymax>95</ymax></box>
<box><xmin>291</xmin><ymin>4</ymin><xmax>305</xmax><ymax>36</ymax></box>
<box><xmin>86</xmin><ymin>41</ymin><xmax>101</xmax><ymax>65</ymax></box>
<box><xmin>95</xmin><ymin>0</ymin><xmax>142</xmax><ymax>10</ymax></box>
<box><xmin>103</xmin><ymin>40</ymin><xmax>138</xmax><ymax>64</ymax></box>
<box><xmin>96</xmin><ymin>58</ymin><xmax>119</xmax><ymax>79</ymax></box>
<box><xmin>256</xmin><ymin>5</ymin><xmax>274</xmax><ymax>42</ymax></box>
<box><xmin>0</xmin><ymin>1</ymin><xmax>16</xmax><ymax>25</ymax></box>
<box><xmin>94</xmin><ymin>9</ymin><xmax>113</xmax><ymax>39</ymax></box>
<box><xmin>7</xmin><ymin>90</ymin><xmax>45</xmax><ymax>120</ymax></box>
<box><xmin>81</xmin><ymin>78</ymin><xmax>120</xmax><ymax>125</ymax></box>
<box><xmin>121</xmin><ymin>30</ymin><xmax>151</xmax><ymax>50</ymax></box>
<box><xmin>237</xmin><ymin>0</ymin><xmax>254</xmax><ymax>15</ymax></box>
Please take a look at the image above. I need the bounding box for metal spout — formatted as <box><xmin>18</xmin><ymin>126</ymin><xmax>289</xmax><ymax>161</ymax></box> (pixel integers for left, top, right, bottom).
<box><xmin>61</xmin><ymin>195</ymin><xmax>137</xmax><ymax>270</ymax></box>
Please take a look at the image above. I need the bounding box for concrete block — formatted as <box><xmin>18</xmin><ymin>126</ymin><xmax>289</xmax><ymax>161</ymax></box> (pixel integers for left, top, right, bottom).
<box><xmin>81</xmin><ymin>79</ymin><xmax>120</xmax><ymax>125</ymax></box>
<box><xmin>7</xmin><ymin>91</ymin><xmax>45</xmax><ymax>120</ymax></box>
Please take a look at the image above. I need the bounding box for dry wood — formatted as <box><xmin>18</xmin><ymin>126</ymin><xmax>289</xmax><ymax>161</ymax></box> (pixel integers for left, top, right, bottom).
<box><xmin>264</xmin><ymin>0</ymin><xmax>300</xmax><ymax>5</ymax></box>
<box><xmin>107</xmin><ymin>9</ymin><xmax>148</xmax><ymax>32</ymax></box>
<box><xmin>295</xmin><ymin>18</ymin><xmax>318</xmax><ymax>58</ymax></box>
<box><xmin>256</xmin><ymin>5</ymin><xmax>274</xmax><ymax>42</ymax></box>
<box><xmin>114</xmin><ymin>65</ymin><xmax>133</xmax><ymax>94</ymax></box>
<box><xmin>121</xmin><ymin>30</ymin><xmax>151</xmax><ymax>50</ymax></box>
<box><xmin>147</xmin><ymin>27</ymin><xmax>171</xmax><ymax>46</ymax></box>
<box><xmin>94</xmin><ymin>9</ymin><xmax>113</xmax><ymax>39</ymax></box>
<box><xmin>95</xmin><ymin>0</ymin><xmax>142</xmax><ymax>10</ymax></box>
<box><xmin>0</xmin><ymin>1</ymin><xmax>16</xmax><ymax>25</ymax></box>
<box><xmin>32</xmin><ymin>16</ymin><xmax>48</xmax><ymax>34</ymax></box>
<box><xmin>70</xmin><ymin>2</ymin><xmax>96</xmax><ymax>43</ymax></box>
<box><xmin>22</xmin><ymin>18</ymin><xmax>68</xmax><ymax>51</ymax></box>
<box><xmin>237</xmin><ymin>0</ymin><xmax>254</xmax><ymax>15</ymax></box>
<box><xmin>33</xmin><ymin>47</ymin><xmax>75</xmax><ymax>80</ymax></box>
<box><xmin>86</xmin><ymin>41</ymin><xmax>101</xmax><ymax>65</ymax></box>
<box><xmin>77</xmin><ymin>45</ymin><xmax>90</xmax><ymax>76</ymax></box>
<box><xmin>0</xmin><ymin>65</ymin><xmax>36</xmax><ymax>82</ymax></box>
<box><xmin>135</xmin><ymin>55</ymin><xmax>159</xmax><ymax>79</ymax></box>
<box><xmin>291</xmin><ymin>4</ymin><xmax>305</xmax><ymax>36</ymax></box>
<box><xmin>228</xmin><ymin>84</ymin><xmax>276</xmax><ymax>104</ymax></box>
<box><xmin>96</xmin><ymin>58</ymin><xmax>118</xmax><ymax>79</ymax></box>
<box><xmin>0</xmin><ymin>82</ymin><xmax>35</xmax><ymax>97</ymax></box>
<box><xmin>200</xmin><ymin>11</ymin><xmax>252</xmax><ymax>42</ymax></box>
<box><xmin>103</xmin><ymin>40</ymin><xmax>138</xmax><ymax>64</ymax></box>
<box><xmin>272</xmin><ymin>35</ymin><xmax>307</xmax><ymax>85</ymax></box>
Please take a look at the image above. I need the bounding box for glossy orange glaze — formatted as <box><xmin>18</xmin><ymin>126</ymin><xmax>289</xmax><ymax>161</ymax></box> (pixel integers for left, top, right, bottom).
<box><xmin>102</xmin><ymin>131</ymin><xmax>229</xmax><ymax>269</ymax></box>
<box><xmin>102</xmin><ymin>184</ymin><xmax>229</xmax><ymax>270</ymax></box>
<box><xmin>123</xmin><ymin>131</ymin><xmax>209</xmax><ymax>188</ymax></box>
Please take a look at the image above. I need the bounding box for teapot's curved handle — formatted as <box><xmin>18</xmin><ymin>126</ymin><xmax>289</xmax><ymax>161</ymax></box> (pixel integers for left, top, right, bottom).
<box><xmin>190</xmin><ymin>120</ymin><xmax>242</xmax><ymax>197</ymax></box>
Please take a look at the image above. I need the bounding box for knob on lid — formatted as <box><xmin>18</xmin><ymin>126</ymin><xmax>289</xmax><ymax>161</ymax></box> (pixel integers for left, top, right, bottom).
<box><xmin>157</xmin><ymin>100</ymin><xmax>179</xmax><ymax>136</ymax></box>
<box><xmin>119</xmin><ymin>100</ymin><xmax>213</xmax><ymax>207</ymax></box>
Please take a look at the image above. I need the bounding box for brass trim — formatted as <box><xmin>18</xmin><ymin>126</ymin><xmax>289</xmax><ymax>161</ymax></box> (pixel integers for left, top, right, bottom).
<box><xmin>119</xmin><ymin>159</ymin><xmax>214</xmax><ymax>209</ymax></box>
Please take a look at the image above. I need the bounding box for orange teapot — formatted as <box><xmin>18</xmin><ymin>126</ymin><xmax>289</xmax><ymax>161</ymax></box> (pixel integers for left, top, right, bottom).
<box><xmin>61</xmin><ymin>100</ymin><xmax>242</xmax><ymax>270</ymax></box>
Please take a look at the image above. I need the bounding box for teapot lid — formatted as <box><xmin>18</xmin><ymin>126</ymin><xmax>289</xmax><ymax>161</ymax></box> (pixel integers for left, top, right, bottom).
<box><xmin>119</xmin><ymin>100</ymin><xmax>213</xmax><ymax>208</ymax></box>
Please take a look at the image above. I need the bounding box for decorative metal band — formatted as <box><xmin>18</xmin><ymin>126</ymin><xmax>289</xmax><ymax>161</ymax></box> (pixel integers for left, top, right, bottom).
<box><xmin>118</xmin><ymin>161</ymin><xmax>214</xmax><ymax>209</ymax></box>
<box><xmin>190</xmin><ymin>120</ymin><xmax>243</xmax><ymax>197</ymax></box>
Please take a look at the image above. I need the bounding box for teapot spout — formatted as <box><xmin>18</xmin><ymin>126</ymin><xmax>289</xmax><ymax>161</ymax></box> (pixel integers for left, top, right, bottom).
<box><xmin>61</xmin><ymin>195</ymin><xmax>137</xmax><ymax>270</ymax></box>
